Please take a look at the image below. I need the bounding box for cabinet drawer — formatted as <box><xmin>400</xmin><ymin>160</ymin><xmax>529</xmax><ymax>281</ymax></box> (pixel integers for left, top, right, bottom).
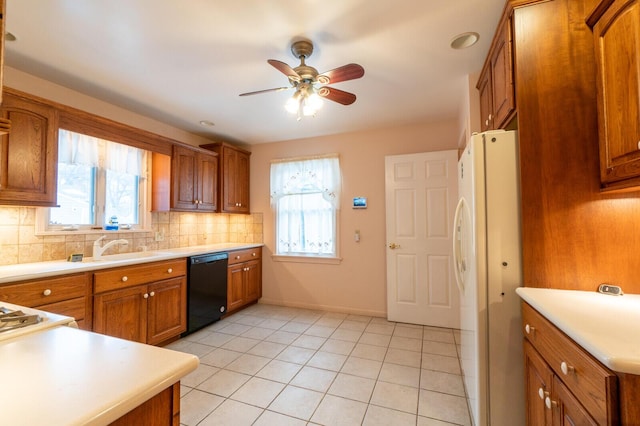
<box><xmin>227</xmin><ymin>247</ymin><xmax>262</xmax><ymax>265</ymax></box>
<box><xmin>522</xmin><ymin>302</ymin><xmax>617</xmax><ymax>424</ymax></box>
<box><xmin>0</xmin><ymin>274</ymin><xmax>88</xmax><ymax>306</ymax></box>
<box><xmin>38</xmin><ymin>297</ymin><xmax>86</xmax><ymax>322</ymax></box>
<box><xmin>94</xmin><ymin>259</ymin><xmax>186</xmax><ymax>293</ymax></box>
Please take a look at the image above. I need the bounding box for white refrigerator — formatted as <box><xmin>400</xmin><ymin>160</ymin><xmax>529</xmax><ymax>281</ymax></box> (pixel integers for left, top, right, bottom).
<box><xmin>453</xmin><ymin>130</ymin><xmax>524</xmax><ymax>426</ymax></box>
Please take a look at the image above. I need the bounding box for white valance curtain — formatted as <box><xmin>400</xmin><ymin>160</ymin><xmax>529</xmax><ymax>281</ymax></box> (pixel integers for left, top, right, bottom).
<box><xmin>270</xmin><ymin>154</ymin><xmax>341</xmax><ymax>209</ymax></box>
<box><xmin>58</xmin><ymin>129</ymin><xmax>146</xmax><ymax>177</ymax></box>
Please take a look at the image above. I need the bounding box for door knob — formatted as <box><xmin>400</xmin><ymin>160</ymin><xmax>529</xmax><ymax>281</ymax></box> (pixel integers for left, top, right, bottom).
<box><xmin>388</xmin><ymin>243</ymin><xmax>401</xmax><ymax>249</ymax></box>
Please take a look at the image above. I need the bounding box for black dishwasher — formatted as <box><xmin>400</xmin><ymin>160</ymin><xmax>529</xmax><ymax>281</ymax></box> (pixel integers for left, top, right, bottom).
<box><xmin>184</xmin><ymin>252</ymin><xmax>228</xmax><ymax>336</ymax></box>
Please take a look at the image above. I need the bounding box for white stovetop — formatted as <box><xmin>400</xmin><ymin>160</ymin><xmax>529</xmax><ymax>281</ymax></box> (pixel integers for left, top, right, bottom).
<box><xmin>0</xmin><ymin>325</ymin><xmax>198</xmax><ymax>425</ymax></box>
<box><xmin>516</xmin><ymin>287</ymin><xmax>640</xmax><ymax>375</ymax></box>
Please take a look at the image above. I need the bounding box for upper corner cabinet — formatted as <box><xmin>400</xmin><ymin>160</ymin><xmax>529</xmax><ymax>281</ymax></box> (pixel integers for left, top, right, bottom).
<box><xmin>200</xmin><ymin>142</ymin><xmax>251</xmax><ymax>214</ymax></box>
<box><xmin>477</xmin><ymin>12</ymin><xmax>515</xmax><ymax>131</ymax></box>
<box><xmin>588</xmin><ymin>0</ymin><xmax>640</xmax><ymax>191</ymax></box>
<box><xmin>0</xmin><ymin>91</ymin><xmax>58</xmax><ymax>206</ymax></box>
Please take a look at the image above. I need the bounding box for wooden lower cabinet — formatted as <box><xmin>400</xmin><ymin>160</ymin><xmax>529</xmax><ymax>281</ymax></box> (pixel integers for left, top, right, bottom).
<box><xmin>226</xmin><ymin>248</ymin><xmax>262</xmax><ymax>314</ymax></box>
<box><xmin>522</xmin><ymin>302</ymin><xmax>618</xmax><ymax>425</ymax></box>
<box><xmin>110</xmin><ymin>382</ymin><xmax>181</xmax><ymax>426</ymax></box>
<box><xmin>0</xmin><ymin>272</ymin><xmax>92</xmax><ymax>330</ymax></box>
<box><xmin>93</xmin><ymin>260</ymin><xmax>187</xmax><ymax>345</ymax></box>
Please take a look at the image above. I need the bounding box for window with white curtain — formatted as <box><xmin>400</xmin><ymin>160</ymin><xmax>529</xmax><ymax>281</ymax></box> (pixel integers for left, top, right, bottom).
<box><xmin>271</xmin><ymin>155</ymin><xmax>341</xmax><ymax>258</ymax></box>
<box><xmin>47</xmin><ymin>129</ymin><xmax>148</xmax><ymax>229</ymax></box>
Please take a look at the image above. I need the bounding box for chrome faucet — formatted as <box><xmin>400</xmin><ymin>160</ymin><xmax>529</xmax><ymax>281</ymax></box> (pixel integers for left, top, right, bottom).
<box><xmin>93</xmin><ymin>236</ymin><xmax>129</xmax><ymax>259</ymax></box>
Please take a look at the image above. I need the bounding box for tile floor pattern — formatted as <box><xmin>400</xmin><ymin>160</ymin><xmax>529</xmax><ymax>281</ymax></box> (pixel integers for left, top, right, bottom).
<box><xmin>167</xmin><ymin>304</ymin><xmax>471</xmax><ymax>426</ymax></box>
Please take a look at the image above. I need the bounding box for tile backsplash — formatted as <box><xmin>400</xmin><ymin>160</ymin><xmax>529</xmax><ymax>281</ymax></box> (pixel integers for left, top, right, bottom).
<box><xmin>0</xmin><ymin>207</ymin><xmax>263</xmax><ymax>265</ymax></box>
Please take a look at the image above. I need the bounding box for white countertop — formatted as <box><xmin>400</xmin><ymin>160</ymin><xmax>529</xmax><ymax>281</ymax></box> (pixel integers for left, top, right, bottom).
<box><xmin>0</xmin><ymin>325</ymin><xmax>199</xmax><ymax>425</ymax></box>
<box><xmin>0</xmin><ymin>242</ymin><xmax>263</xmax><ymax>284</ymax></box>
<box><xmin>516</xmin><ymin>287</ymin><xmax>640</xmax><ymax>375</ymax></box>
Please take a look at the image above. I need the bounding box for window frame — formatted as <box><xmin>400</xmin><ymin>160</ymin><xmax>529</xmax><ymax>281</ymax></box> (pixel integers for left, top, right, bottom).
<box><xmin>270</xmin><ymin>155</ymin><xmax>342</xmax><ymax>264</ymax></box>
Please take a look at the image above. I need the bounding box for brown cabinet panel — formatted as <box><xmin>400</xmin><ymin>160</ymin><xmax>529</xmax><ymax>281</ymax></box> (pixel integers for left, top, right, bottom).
<box><xmin>226</xmin><ymin>248</ymin><xmax>262</xmax><ymax>314</ymax></box>
<box><xmin>553</xmin><ymin>376</ymin><xmax>598</xmax><ymax>426</ymax></box>
<box><xmin>110</xmin><ymin>383</ymin><xmax>179</xmax><ymax>426</ymax></box>
<box><xmin>0</xmin><ymin>273</ymin><xmax>91</xmax><ymax>329</ymax></box>
<box><xmin>524</xmin><ymin>340</ymin><xmax>553</xmax><ymax>426</ymax></box>
<box><xmin>168</xmin><ymin>145</ymin><xmax>218</xmax><ymax>212</ymax></box>
<box><xmin>200</xmin><ymin>142</ymin><xmax>251</xmax><ymax>213</ymax></box>
<box><xmin>0</xmin><ymin>91</ymin><xmax>58</xmax><ymax>206</ymax></box>
<box><xmin>244</xmin><ymin>259</ymin><xmax>261</xmax><ymax>302</ymax></box>
<box><xmin>522</xmin><ymin>302</ymin><xmax>618</xmax><ymax>425</ymax></box>
<box><xmin>93</xmin><ymin>285</ymin><xmax>147</xmax><ymax>343</ymax></box>
<box><xmin>476</xmin><ymin>11</ymin><xmax>515</xmax><ymax>131</ymax></box>
<box><xmin>147</xmin><ymin>277</ymin><xmax>187</xmax><ymax>345</ymax></box>
<box><xmin>490</xmin><ymin>15</ymin><xmax>515</xmax><ymax>128</ymax></box>
<box><xmin>589</xmin><ymin>0</ymin><xmax>640</xmax><ymax>189</ymax></box>
<box><xmin>227</xmin><ymin>263</ymin><xmax>245</xmax><ymax>312</ymax></box>
<box><xmin>93</xmin><ymin>259</ymin><xmax>187</xmax><ymax>345</ymax></box>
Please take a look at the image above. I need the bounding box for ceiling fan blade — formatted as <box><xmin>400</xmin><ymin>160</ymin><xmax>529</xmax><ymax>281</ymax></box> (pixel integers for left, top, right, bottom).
<box><xmin>317</xmin><ymin>64</ymin><xmax>364</xmax><ymax>85</ymax></box>
<box><xmin>239</xmin><ymin>87</ymin><xmax>291</xmax><ymax>97</ymax></box>
<box><xmin>267</xmin><ymin>59</ymin><xmax>300</xmax><ymax>80</ymax></box>
<box><xmin>319</xmin><ymin>87</ymin><xmax>357</xmax><ymax>105</ymax></box>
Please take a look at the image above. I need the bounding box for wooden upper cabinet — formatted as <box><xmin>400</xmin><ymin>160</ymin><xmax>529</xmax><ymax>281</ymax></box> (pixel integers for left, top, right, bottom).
<box><xmin>0</xmin><ymin>91</ymin><xmax>58</xmax><ymax>206</ymax></box>
<box><xmin>588</xmin><ymin>0</ymin><xmax>640</xmax><ymax>191</ymax></box>
<box><xmin>0</xmin><ymin>0</ymin><xmax>6</xmax><ymax>107</ymax></box>
<box><xmin>169</xmin><ymin>145</ymin><xmax>218</xmax><ymax>211</ymax></box>
<box><xmin>477</xmin><ymin>10</ymin><xmax>515</xmax><ymax>131</ymax></box>
<box><xmin>201</xmin><ymin>142</ymin><xmax>251</xmax><ymax>214</ymax></box>
<box><xmin>478</xmin><ymin>66</ymin><xmax>493</xmax><ymax>131</ymax></box>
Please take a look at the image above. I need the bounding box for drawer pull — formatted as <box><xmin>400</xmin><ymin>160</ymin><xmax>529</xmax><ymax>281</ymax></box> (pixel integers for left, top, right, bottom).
<box><xmin>525</xmin><ymin>324</ymin><xmax>535</xmax><ymax>335</ymax></box>
<box><xmin>545</xmin><ymin>396</ymin><xmax>558</xmax><ymax>410</ymax></box>
<box><xmin>252</xmin><ymin>252</ymin><xmax>256</xmax><ymax>257</ymax></box>
<box><xmin>236</xmin><ymin>255</ymin><xmax>241</xmax><ymax>260</ymax></box>
<box><xmin>43</xmin><ymin>289</ymin><xmax>52</xmax><ymax>297</ymax></box>
<box><xmin>143</xmin><ymin>293</ymin><xmax>149</xmax><ymax>299</ymax></box>
<box><xmin>122</xmin><ymin>276</ymin><xmax>128</xmax><ymax>282</ymax></box>
<box><xmin>560</xmin><ymin>361</ymin><xmax>575</xmax><ymax>375</ymax></box>
<box><xmin>167</xmin><ymin>268</ymin><xmax>173</xmax><ymax>273</ymax></box>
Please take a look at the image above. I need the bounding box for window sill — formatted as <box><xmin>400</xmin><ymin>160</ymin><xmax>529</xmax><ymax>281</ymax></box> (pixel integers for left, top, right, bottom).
<box><xmin>271</xmin><ymin>254</ymin><xmax>342</xmax><ymax>265</ymax></box>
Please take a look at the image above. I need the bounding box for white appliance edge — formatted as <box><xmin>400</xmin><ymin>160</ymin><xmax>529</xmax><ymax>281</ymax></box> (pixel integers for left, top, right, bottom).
<box><xmin>453</xmin><ymin>130</ymin><xmax>525</xmax><ymax>426</ymax></box>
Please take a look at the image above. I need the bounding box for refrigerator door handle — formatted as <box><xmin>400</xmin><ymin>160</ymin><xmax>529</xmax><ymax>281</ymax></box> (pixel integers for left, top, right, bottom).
<box><xmin>453</xmin><ymin>197</ymin><xmax>467</xmax><ymax>294</ymax></box>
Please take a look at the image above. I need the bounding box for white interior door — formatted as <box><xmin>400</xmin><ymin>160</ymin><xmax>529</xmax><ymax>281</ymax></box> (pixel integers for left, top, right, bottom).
<box><xmin>385</xmin><ymin>150</ymin><xmax>459</xmax><ymax>327</ymax></box>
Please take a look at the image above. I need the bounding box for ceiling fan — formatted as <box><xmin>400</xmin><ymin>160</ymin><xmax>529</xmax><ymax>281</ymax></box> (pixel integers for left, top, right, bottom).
<box><xmin>239</xmin><ymin>39</ymin><xmax>365</xmax><ymax>119</ymax></box>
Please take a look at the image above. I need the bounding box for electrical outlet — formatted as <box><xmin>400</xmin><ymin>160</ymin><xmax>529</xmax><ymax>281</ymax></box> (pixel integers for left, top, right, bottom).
<box><xmin>154</xmin><ymin>231</ymin><xmax>164</xmax><ymax>242</ymax></box>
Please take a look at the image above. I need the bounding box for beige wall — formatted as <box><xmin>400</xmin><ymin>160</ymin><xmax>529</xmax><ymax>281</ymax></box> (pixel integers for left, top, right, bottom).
<box><xmin>4</xmin><ymin>66</ymin><xmax>213</xmax><ymax>148</ymax></box>
<box><xmin>251</xmin><ymin>120</ymin><xmax>459</xmax><ymax>317</ymax></box>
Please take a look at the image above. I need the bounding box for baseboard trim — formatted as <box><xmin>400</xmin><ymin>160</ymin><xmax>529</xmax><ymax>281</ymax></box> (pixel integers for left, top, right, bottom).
<box><xmin>257</xmin><ymin>298</ymin><xmax>387</xmax><ymax>318</ymax></box>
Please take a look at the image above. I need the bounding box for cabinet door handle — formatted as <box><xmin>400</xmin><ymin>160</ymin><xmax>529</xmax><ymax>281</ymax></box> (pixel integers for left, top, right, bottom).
<box><xmin>637</xmin><ymin>140</ymin><xmax>640</xmax><ymax>150</ymax></box>
<box><xmin>544</xmin><ymin>396</ymin><xmax>557</xmax><ymax>410</ymax></box>
<box><xmin>149</xmin><ymin>291</ymin><xmax>155</xmax><ymax>297</ymax></box>
<box><xmin>538</xmin><ymin>387</ymin><xmax>545</xmax><ymax>400</ymax></box>
<box><xmin>43</xmin><ymin>289</ymin><xmax>52</xmax><ymax>297</ymax></box>
<box><xmin>122</xmin><ymin>276</ymin><xmax>128</xmax><ymax>282</ymax></box>
<box><xmin>525</xmin><ymin>324</ymin><xmax>535</xmax><ymax>335</ymax></box>
<box><xmin>143</xmin><ymin>293</ymin><xmax>149</xmax><ymax>299</ymax></box>
<box><xmin>560</xmin><ymin>361</ymin><xmax>575</xmax><ymax>375</ymax></box>
<box><xmin>167</xmin><ymin>268</ymin><xmax>173</xmax><ymax>273</ymax></box>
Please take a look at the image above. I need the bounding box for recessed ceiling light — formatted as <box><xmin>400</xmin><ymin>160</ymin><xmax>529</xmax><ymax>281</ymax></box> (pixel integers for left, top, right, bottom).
<box><xmin>199</xmin><ymin>120</ymin><xmax>215</xmax><ymax>127</ymax></box>
<box><xmin>5</xmin><ymin>32</ymin><xmax>16</xmax><ymax>42</ymax></box>
<box><xmin>450</xmin><ymin>32</ymin><xmax>479</xmax><ymax>50</ymax></box>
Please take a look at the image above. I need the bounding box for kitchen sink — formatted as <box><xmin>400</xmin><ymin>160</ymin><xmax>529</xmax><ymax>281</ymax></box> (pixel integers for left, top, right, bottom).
<box><xmin>87</xmin><ymin>251</ymin><xmax>173</xmax><ymax>262</ymax></box>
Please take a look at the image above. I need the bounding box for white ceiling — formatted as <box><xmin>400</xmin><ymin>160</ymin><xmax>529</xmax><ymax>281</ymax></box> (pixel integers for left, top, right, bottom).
<box><xmin>5</xmin><ymin>0</ymin><xmax>504</xmax><ymax>145</ymax></box>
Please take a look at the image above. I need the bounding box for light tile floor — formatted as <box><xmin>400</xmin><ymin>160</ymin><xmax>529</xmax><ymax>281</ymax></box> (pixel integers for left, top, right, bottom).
<box><xmin>166</xmin><ymin>304</ymin><xmax>471</xmax><ymax>426</ymax></box>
